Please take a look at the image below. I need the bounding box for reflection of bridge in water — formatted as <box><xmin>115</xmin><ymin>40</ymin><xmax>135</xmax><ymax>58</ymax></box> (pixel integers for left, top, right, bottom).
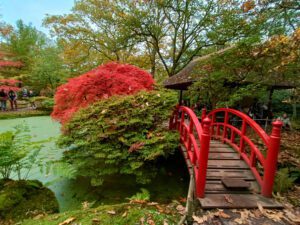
<box><xmin>170</xmin><ymin>106</ymin><xmax>283</xmax><ymax>208</ymax></box>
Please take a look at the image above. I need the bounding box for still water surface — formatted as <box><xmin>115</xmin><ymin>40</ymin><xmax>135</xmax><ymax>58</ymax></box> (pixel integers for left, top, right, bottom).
<box><xmin>0</xmin><ymin>116</ymin><xmax>188</xmax><ymax>212</ymax></box>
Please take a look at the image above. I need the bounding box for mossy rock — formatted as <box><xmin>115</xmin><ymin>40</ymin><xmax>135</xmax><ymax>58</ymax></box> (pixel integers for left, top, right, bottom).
<box><xmin>0</xmin><ymin>179</ymin><xmax>59</xmax><ymax>222</ymax></box>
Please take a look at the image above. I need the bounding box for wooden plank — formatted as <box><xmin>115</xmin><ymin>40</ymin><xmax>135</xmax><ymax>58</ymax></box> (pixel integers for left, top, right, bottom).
<box><xmin>209</xmin><ymin>147</ymin><xmax>236</xmax><ymax>153</ymax></box>
<box><xmin>205</xmin><ymin>180</ymin><xmax>260</xmax><ymax>193</ymax></box>
<box><xmin>198</xmin><ymin>194</ymin><xmax>283</xmax><ymax>209</ymax></box>
<box><xmin>206</xmin><ymin>169</ymin><xmax>256</xmax><ymax>180</ymax></box>
<box><xmin>221</xmin><ymin>178</ymin><xmax>250</xmax><ymax>189</ymax></box>
<box><xmin>208</xmin><ymin>159</ymin><xmax>249</xmax><ymax>169</ymax></box>
<box><xmin>209</xmin><ymin>152</ymin><xmax>240</xmax><ymax>160</ymax></box>
<box><xmin>210</xmin><ymin>143</ymin><xmax>228</xmax><ymax>148</ymax></box>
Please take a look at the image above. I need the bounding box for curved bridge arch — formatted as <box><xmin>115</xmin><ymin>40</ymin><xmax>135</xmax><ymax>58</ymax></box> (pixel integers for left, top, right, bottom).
<box><xmin>170</xmin><ymin>106</ymin><xmax>283</xmax><ymax>199</ymax></box>
<box><xmin>170</xmin><ymin>106</ymin><xmax>211</xmax><ymax>197</ymax></box>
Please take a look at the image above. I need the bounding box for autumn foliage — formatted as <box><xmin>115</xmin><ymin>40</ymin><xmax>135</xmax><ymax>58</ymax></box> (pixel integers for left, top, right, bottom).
<box><xmin>0</xmin><ymin>61</ymin><xmax>23</xmax><ymax>68</ymax></box>
<box><xmin>51</xmin><ymin>62</ymin><xmax>154</xmax><ymax>123</ymax></box>
<box><xmin>0</xmin><ymin>79</ymin><xmax>22</xmax><ymax>92</ymax></box>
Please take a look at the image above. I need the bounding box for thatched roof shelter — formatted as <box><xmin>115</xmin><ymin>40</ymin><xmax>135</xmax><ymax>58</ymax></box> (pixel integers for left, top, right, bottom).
<box><xmin>163</xmin><ymin>46</ymin><xmax>234</xmax><ymax>90</ymax></box>
<box><xmin>163</xmin><ymin>46</ymin><xmax>297</xmax><ymax>91</ymax></box>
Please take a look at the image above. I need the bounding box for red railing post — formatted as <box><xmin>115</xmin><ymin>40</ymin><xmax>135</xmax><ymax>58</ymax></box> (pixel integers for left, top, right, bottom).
<box><xmin>188</xmin><ymin>121</ymin><xmax>196</xmax><ymax>164</ymax></box>
<box><xmin>196</xmin><ymin>117</ymin><xmax>211</xmax><ymax>198</ymax></box>
<box><xmin>262</xmin><ymin>120</ymin><xmax>283</xmax><ymax>197</ymax></box>
<box><xmin>239</xmin><ymin>120</ymin><xmax>247</xmax><ymax>154</ymax></box>
<box><xmin>201</xmin><ymin>107</ymin><xmax>207</xmax><ymax>123</ymax></box>
<box><xmin>180</xmin><ymin>110</ymin><xmax>185</xmax><ymax>134</ymax></box>
<box><xmin>222</xmin><ymin>111</ymin><xmax>229</xmax><ymax>142</ymax></box>
<box><xmin>211</xmin><ymin>113</ymin><xmax>216</xmax><ymax>136</ymax></box>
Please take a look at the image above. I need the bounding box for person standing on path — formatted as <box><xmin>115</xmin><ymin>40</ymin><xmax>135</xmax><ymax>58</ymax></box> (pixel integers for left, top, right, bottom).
<box><xmin>0</xmin><ymin>89</ymin><xmax>8</xmax><ymax>111</ymax></box>
<box><xmin>28</xmin><ymin>90</ymin><xmax>36</xmax><ymax>109</ymax></box>
<box><xmin>8</xmin><ymin>89</ymin><xmax>18</xmax><ymax>110</ymax></box>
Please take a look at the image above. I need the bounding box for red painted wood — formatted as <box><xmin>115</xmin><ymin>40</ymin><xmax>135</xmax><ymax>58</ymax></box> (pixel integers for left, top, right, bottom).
<box><xmin>207</xmin><ymin>108</ymin><xmax>283</xmax><ymax>198</ymax></box>
<box><xmin>170</xmin><ymin>106</ymin><xmax>283</xmax><ymax>198</ymax></box>
<box><xmin>169</xmin><ymin>105</ymin><xmax>211</xmax><ymax>198</ymax></box>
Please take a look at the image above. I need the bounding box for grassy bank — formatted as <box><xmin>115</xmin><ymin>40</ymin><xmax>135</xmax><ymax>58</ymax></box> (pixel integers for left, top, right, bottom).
<box><xmin>21</xmin><ymin>203</ymin><xmax>180</xmax><ymax>225</ymax></box>
<box><xmin>0</xmin><ymin>110</ymin><xmax>50</xmax><ymax>120</ymax></box>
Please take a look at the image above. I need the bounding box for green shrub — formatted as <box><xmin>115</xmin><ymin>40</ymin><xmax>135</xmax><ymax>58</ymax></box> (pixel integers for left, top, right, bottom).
<box><xmin>274</xmin><ymin>168</ymin><xmax>297</xmax><ymax>193</ymax></box>
<box><xmin>30</xmin><ymin>96</ymin><xmax>54</xmax><ymax>111</ymax></box>
<box><xmin>58</xmin><ymin>88</ymin><xmax>179</xmax><ymax>186</ymax></box>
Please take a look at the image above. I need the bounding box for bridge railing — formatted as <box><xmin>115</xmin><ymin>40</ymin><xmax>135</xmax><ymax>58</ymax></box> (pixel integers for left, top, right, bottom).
<box><xmin>205</xmin><ymin>108</ymin><xmax>283</xmax><ymax>197</ymax></box>
<box><xmin>170</xmin><ymin>105</ymin><xmax>211</xmax><ymax>198</ymax></box>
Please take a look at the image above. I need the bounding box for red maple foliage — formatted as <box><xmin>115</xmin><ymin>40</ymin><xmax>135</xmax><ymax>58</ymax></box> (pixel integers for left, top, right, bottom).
<box><xmin>0</xmin><ymin>79</ymin><xmax>22</xmax><ymax>92</ymax></box>
<box><xmin>0</xmin><ymin>85</ymin><xmax>20</xmax><ymax>92</ymax></box>
<box><xmin>0</xmin><ymin>61</ymin><xmax>23</xmax><ymax>68</ymax></box>
<box><xmin>51</xmin><ymin>62</ymin><xmax>154</xmax><ymax>124</ymax></box>
<box><xmin>0</xmin><ymin>79</ymin><xmax>22</xmax><ymax>86</ymax></box>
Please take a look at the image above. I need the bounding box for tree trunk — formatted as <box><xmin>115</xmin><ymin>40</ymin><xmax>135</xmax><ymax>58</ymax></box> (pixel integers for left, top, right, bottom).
<box><xmin>150</xmin><ymin>47</ymin><xmax>156</xmax><ymax>78</ymax></box>
<box><xmin>267</xmin><ymin>87</ymin><xmax>274</xmax><ymax>115</ymax></box>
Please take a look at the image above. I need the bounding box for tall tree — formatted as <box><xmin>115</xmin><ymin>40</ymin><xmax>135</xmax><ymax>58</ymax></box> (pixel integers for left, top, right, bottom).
<box><xmin>44</xmin><ymin>0</ymin><xmax>137</xmax><ymax>74</ymax></box>
<box><xmin>30</xmin><ymin>46</ymin><xmax>67</xmax><ymax>93</ymax></box>
<box><xmin>44</xmin><ymin>0</ymin><xmax>299</xmax><ymax>78</ymax></box>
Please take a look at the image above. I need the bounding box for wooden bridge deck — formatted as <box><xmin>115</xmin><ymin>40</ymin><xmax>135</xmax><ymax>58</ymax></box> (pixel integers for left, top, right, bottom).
<box><xmin>181</xmin><ymin>140</ymin><xmax>282</xmax><ymax>209</ymax></box>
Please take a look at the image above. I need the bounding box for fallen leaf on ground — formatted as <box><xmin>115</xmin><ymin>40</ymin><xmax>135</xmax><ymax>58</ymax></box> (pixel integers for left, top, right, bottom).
<box><xmin>176</xmin><ymin>205</ymin><xmax>185</xmax><ymax>211</ymax></box>
<box><xmin>218</xmin><ymin>210</ymin><xmax>231</xmax><ymax>219</ymax></box>
<box><xmin>284</xmin><ymin>210</ymin><xmax>300</xmax><ymax>223</ymax></box>
<box><xmin>92</xmin><ymin>218</ymin><xmax>100</xmax><ymax>224</ymax></box>
<box><xmin>33</xmin><ymin>214</ymin><xmax>45</xmax><ymax>220</ymax></box>
<box><xmin>234</xmin><ymin>210</ymin><xmax>251</xmax><ymax>224</ymax></box>
<box><xmin>107</xmin><ymin>210</ymin><xmax>116</xmax><ymax>215</ymax></box>
<box><xmin>147</xmin><ymin>202</ymin><xmax>159</xmax><ymax>206</ymax></box>
<box><xmin>82</xmin><ymin>201</ymin><xmax>90</xmax><ymax>209</ymax></box>
<box><xmin>257</xmin><ymin>202</ymin><xmax>265</xmax><ymax>215</ymax></box>
<box><xmin>140</xmin><ymin>217</ymin><xmax>145</xmax><ymax>225</ymax></box>
<box><xmin>193</xmin><ymin>215</ymin><xmax>208</xmax><ymax>223</ymax></box>
<box><xmin>58</xmin><ymin>217</ymin><xmax>76</xmax><ymax>225</ymax></box>
<box><xmin>122</xmin><ymin>211</ymin><xmax>127</xmax><ymax>217</ymax></box>
<box><xmin>147</xmin><ymin>218</ymin><xmax>155</xmax><ymax>225</ymax></box>
<box><xmin>252</xmin><ymin>209</ymin><xmax>262</xmax><ymax>218</ymax></box>
<box><xmin>130</xmin><ymin>199</ymin><xmax>147</xmax><ymax>204</ymax></box>
<box><xmin>265</xmin><ymin>211</ymin><xmax>283</xmax><ymax>222</ymax></box>
<box><xmin>234</xmin><ymin>217</ymin><xmax>244</xmax><ymax>224</ymax></box>
<box><xmin>155</xmin><ymin>204</ymin><xmax>164</xmax><ymax>213</ymax></box>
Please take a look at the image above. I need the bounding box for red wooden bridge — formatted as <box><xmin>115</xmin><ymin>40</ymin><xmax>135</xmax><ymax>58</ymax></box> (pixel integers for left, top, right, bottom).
<box><xmin>170</xmin><ymin>106</ymin><xmax>283</xmax><ymax>209</ymax></box>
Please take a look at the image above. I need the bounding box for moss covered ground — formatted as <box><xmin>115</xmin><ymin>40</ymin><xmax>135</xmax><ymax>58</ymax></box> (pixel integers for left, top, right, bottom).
<box><xmin>21</xmin><ymin>203</ymin><xmax>181</xmax><ymax>225</ymax></box>
<box><xmin>0</xmin><ymin>179</ymin><xmax>59</xmax><ymax>222</ymax></box>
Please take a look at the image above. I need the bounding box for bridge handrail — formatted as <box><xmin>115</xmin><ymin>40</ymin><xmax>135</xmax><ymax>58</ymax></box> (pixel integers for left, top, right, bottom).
<box><xmin>207</xmin><ymin>108</ymin><xmax>270</xmax><ymax>145</ymax></box>
<box><xmin>206</xmin><ymin>107</ymin><xmax>283</xmax><ymax>197</ymax></box>
<box><xmin>169</xmin><ymin>105</ymin><xmax>211</xmax><ymax>198</ymax></box>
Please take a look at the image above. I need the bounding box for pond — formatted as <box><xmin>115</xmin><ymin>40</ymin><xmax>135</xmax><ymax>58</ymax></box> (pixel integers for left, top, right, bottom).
<box><xmin>0</xmin><ymin>116</ymin><xmax>189</xmax><ymax>212</ymax></box>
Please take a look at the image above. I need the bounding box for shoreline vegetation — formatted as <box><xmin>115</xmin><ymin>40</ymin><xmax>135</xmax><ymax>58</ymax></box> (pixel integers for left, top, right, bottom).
<box><xmin>0</xmin><ymin>109</ymin><xmax>50</xmax><ymax>120</ymax></box>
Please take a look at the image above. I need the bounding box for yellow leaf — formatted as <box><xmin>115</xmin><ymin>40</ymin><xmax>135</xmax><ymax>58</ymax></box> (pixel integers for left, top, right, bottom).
<box><xmin>58</xmin><ymin>217</ymin><xmax>76</xmax><ymax>225</ymax></box>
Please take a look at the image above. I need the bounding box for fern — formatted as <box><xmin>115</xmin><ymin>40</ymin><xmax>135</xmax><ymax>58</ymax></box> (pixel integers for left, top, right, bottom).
<box><xmin>274</xmin><ymin>168</ymin><xmax>297</xmax><ymax>193</ymax></box>
<box><xmin>128</xmin><ymin>188</ymin><xmax>150</xmax><ymax>202</ymax></box>
<box><xmin>0</xmin><ymin>122</ymin><xmax>47</xmax><ymax>180</ymax></box>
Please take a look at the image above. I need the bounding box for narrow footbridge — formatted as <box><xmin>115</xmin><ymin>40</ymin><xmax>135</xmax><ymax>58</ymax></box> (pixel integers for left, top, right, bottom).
<box><xmin>170</xmin><ymin>106</ymin><xmax>283</xmax><ymax>209</ymax></box>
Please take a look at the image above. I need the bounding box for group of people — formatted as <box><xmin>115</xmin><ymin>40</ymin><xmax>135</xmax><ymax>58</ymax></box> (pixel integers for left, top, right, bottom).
<box><xmin>0</xmin><ymin>89</ymin><xmax>18</xmax><ymax>111</ymax></box>
<box><xmin>0</xmin><ymin>88</ymin><xmax>34</xmax><ymax>111</ymax></box>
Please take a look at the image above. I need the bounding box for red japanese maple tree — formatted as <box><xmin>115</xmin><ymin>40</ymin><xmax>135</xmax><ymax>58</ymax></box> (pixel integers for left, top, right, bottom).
<box><xmin>0</xmin><ymin>79</ymin><xmax>22</xmax><ymax>92</ymax></box>
<box><xmin>0</xmin><ymin>61</ymin><xmax>23</xmax><ymax>68</ymax></box>
<box><xmin>51</xmin><ymin>62</ymin><xmax>154</xmax><ymax>124</ymax></box>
